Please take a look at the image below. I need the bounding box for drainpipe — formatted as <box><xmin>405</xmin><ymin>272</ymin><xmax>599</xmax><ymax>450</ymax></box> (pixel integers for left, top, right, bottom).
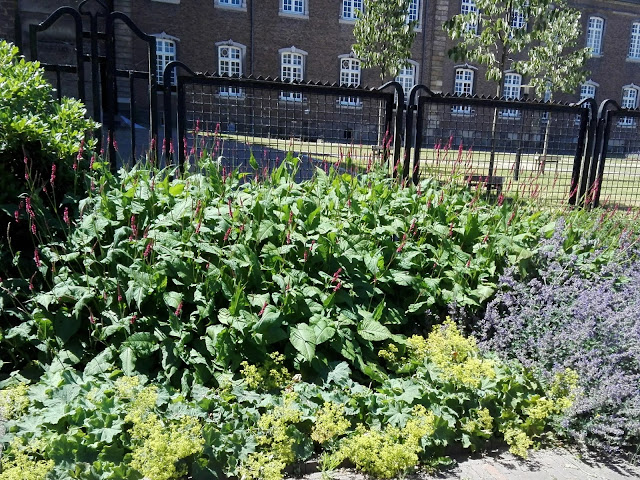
<box><xmin>250</xmin><ymin>0</ymin><xmax>255</xmax><ymax>74</ymax></box>
<box><xmin>420</xmin><ymin>0</ymin><xmax>427</xmax><ymax>84</ymax></box>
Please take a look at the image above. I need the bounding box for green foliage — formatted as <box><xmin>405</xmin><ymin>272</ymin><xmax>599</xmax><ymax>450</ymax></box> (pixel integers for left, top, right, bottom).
<box><xmin>1</xmin><ymin>153</ymin><xmax>555</xmax><ymax>386</ymax></box>
<box><xmin>0</xmin><ymin>322</ymin><xmax>572</xmax><ymax>479</ymax></box>
<box><xmin>352</xmin><ymin>0</ymin><xmax>417</xmax><ymax>79</ymax></box>
<box><xmin>0</xmin><ymin>40</ymin><xmax>98</xmax><ymax>278</ymax></box>
<box><xmin>443</xmin><ymin>0</ymin><xmax>590</xmax><ymax>96</ymax></box>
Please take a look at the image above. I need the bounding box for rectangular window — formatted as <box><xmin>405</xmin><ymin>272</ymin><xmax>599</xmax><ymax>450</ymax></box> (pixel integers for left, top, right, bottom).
<box><xmin>407</xmin><ymin>0</ymin><xmax>420</xmax><ymax>24</ymax></box>
<box><xmin>218</xmin><ymin>0</ymin><xmax>241</xmax><ymax>5</ymax></box>
<box><xmin>452</xmin><ymin>68</ymin><xmax>474</xmax><ymax>114</ymax></box>
<box><xmin>280</xmin><ymin>51</ymin><xmax>304</xmax><ymax>101</ymax></box>
<box><xmin>395</xmin><ymin>63</ymin><xmax>417</xmax><ymax>104</ymax></box>
<box><xmin>587</xmin><ymin>16</ymin><xmax>604</xmax><ymax>55</ymax></box>
<box><xmin>461</xmin><ymin>0</ymin><xmax>478</xmax><ymax>33</ymax></box>
<box><xmin>580</xmin><ymin>83</ymin><xmax>596</xmax><ymax>100</ymax></box>
<box><xmin>339</xmin><ymin>57</ymin><xmax>361</xmax><ymax>106</ymax></box>
<box><xmin>341</xmin><ymin>0</ymin><xmax>362</xmax><ymax>20</ymax></box>
<box><xmin>629</xmin><ymin>23</ymin><xmax>640</xmax><ymax>59</ymax></box>
<box><xmin>282</xmin><ymin>0</ymin><xmax>305</xmax><ymax>14</ymax></box>
<box><xmin>156</xmin><ymin>38</ymin><xmax>176</xmax><ymax>85</ymax></box>
<box><xmin>620</xmin><ymin>86</ymin><xmax>638</xmax><ymax>127</ymax></box>
<box><xmin>218</xmin><ymin>45</ymin><xmax>243</xmax><ymax>96</ymax></box>
<box><xmin>511</xmin><ymin>8</ymin><xmax>526</xmax><ymax>30</ymax></box>
<box><xmin>501</xmin><ymin>72</ymin><xmax>522</xmax><ymax>118</ymax></box>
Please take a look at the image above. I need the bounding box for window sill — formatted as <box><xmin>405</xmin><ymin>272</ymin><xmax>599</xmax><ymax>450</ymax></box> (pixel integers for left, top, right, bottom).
<box><xmin>451</xmin><ymin>109</ymin><xmax>474</xmax><ymax>116</ymax></box>
<box><xmin>279</xmin><ymin>96</ymin><xmax>304</xmax><ymax>103</ymax></box>
<box><xmin>217</xmin><ymin>93</ymin><xmax>246</xmax><ymax>99</ymax></box>
<box><xmin>626</xmin><ymin>56</ymin><xmax>640</xmax><ymax>63</ymax></box>
<box><xmin>589</xmin><ymin>53</ymin><xmax>603</xmax><ymax>58</ymax></box>
<box><xmin>152</xmin><ymin>0</ymin><xmax>180</xmax><ymax>3</ymax></box>
<box><xmin>339</xmin><ymin>18</ymin><xmax>357</xmax><ymax>24</ymax></box>
<box><xmin>278</xmin><ymin>11</ymin><xmax>309</xmax><ymax>19</ymax></box>
<box><xmin>214</xmin><ymin>5</ymin><xmax>247</xmax><ymax>12</ymax></box>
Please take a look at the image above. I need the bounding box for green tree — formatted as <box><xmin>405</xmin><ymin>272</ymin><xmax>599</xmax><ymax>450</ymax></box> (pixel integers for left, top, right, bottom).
<box><xmin>352</xmin><ymin>0</ymin><xmax>418</xmax><ymax>80</ymax></box>
<box><xmin>444</xmin><ymin>0</ymin><xmax>590</xmax><ymax>176</ymax></box>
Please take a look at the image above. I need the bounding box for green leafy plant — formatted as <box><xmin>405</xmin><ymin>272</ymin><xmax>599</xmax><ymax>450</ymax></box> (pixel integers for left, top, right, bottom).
<box><xmin>1</xmin><ymin>151</ymin><xmax>559</xmax><ymax>387</ymax></box>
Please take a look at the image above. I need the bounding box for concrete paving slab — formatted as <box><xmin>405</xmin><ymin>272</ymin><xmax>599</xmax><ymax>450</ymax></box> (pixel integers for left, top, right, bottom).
<box><xmin>291</xmin><ymin>447</ymin><xmax>640</xmax><ymax>480</ymax></box>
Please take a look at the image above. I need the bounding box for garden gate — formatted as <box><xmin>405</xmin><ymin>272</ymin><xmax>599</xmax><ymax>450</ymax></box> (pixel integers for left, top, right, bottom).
<box><xmin>27</xmin><ymin>0</ymin><xmax>159</xmax><ymax>164</ymax></box>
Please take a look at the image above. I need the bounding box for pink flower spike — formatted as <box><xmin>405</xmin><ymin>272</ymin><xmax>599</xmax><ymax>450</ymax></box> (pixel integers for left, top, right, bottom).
<box><xmin>333</xmin><ymin>281</ymin><xmax>342</xmax><ymax>292</ymax></box>
<box><xmin>258</xmin><ymin>301</ymin><xmax>268</xmax><ymax>316</ymax></box>
<box><xmin>175</xmin><ymin>301</ymin><xmax>183</xmax><ymax>317</ymax></box>
<box><xmin>34</xmin><ymin>248</ymin><xmax>41</xmax><ymax>267</ymax></box>
<box><xmin>50</xmin><ymin>164</ymin><xmax>57</xmax><ymax>186</ymax></box>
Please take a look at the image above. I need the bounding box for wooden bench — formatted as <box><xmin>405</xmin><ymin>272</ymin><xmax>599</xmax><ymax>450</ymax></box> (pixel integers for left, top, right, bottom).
<box><xmin>465</xmin><ymin>174</ymin><xmax>504</xmax><ymax>195</ymax></box>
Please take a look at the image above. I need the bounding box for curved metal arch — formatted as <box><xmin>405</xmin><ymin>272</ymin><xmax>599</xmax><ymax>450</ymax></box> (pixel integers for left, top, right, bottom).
<box><xmin>376</xmin><ymin>81</ymin><xmax>405</xmax><ymax>177</ymax></box>
<box><xmin>104</xmin><ymin>10</ymin><xmax>160</xmax><ymax>164</ymax></box>
<box><xmin>586</xmin><ymin>99</ymin><xmax>622</xmax><ymax>207</ymax></box>
<box><xmin>162</xmin><ymin>61</ymin><xmax>198</xmax><ymax>165</ymax></box>
<box><xmin>29</xmin><ymin>7</ymin><xmax>85</xmax><ymax>100</ymax></box>
<box><xmin>405</xmin><ymin>84</ymin><xmax>435</xmax><ymax>184</ymax></box>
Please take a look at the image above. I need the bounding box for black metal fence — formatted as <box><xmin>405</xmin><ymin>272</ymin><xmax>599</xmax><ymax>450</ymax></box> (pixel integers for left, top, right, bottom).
<box><xmin>22</xmin><ymin>4</ymin><xmax>640</xmax><ymax>209</ymax></box>
<box><xmin>161</xmin><ymin>64</ymin><xmax>403</xmax><ymax>181</ymax></box>
<box><xmin>404</xmin><ymin>87</ymin><xmax>596</xmax><ymax>207</ymax></box>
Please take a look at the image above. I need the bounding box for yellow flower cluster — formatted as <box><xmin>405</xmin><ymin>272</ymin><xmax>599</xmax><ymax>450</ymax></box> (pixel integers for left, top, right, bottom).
<box><xmin>241</xmin><ymin>352</ymin><xmax>292</xmax><ymax>391</ymax></box>
<box><xmin>461</xmin><ymin>408</ymin><xmax>494</xmax><ymax>438</ymax></box>
<box><xmin>129</xmin><ymin>413</ymin><xmax>204</xmax><ymax>480</ymax></box>
<box><xmin>421</xmin><ymin>318</ymin><xmax>496</xmax><ymax>388</ymax></box>
<box><xmin>0</xmin><ymin>383</ymin><xmax>29</xmax><ymax>420</ymax></box>
<box><xmin>0</xmin><ymin>439</ymin><xmax>54</xmax><ymax>480</ymax></box>
<box><xmin>337</xmin><ymin>406</ymin><xmax>436</xmax><ymax>479</ymax></box>
<box><xmin>502</xmin><ymin>427</ymin><xmax>534</xmax><ymax>458</ymax></box>
<box><xmin>379</xmin><ymin>319</ymin><xmax>496</xmax><ymax>388</ymax></box>
<box><xmin>121</xmin><ymin>382</ymin><xmax>204</xmax><ymax>480</ymax></box>
<box><xmin>311</xmin><ymin>402</ymin><xmax>350</xmax><ymax>445</ymax></box>
<box><xmin>239</xmin><ymin>393</ymin><xmax>302</xmax><ymax>480</ymax></box>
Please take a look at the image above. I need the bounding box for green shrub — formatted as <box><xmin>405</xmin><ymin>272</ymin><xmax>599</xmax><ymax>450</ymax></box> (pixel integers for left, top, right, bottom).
<box><xmin>0</xmin><ymin>40</ymin><xmax>98</xmax><ymax>275</ymax></box>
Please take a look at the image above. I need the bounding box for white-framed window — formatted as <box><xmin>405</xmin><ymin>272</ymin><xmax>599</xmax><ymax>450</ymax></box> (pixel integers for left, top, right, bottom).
<box><xmin>339</xmin><ymin>56</ymin><xmax>361</xmax><ymax>106</ymax></box>
<box><xmin>586</xmin><ymin>16</ymin><xmax>604</xmax><ymax>55</ymax></box>
<box><xmin>280</xmin><ymin>0</ymin><xmax>307</xmax><ymax>17</ymax></box>
<box><xmin>407</xmin><ymin>0</ymin><xmax>420</xmax><ymax>27</ymax></box>
<box><xmin>452</xmin><ymin>67</ymin><xmax>474</xmax><ymax>114</ymax></box>
<box><xmin>461</xmin><ymin>0</ymin><xmax>478</xmax><ymax>33</ymax></box>
<box><xmin>501</xmin><ymin>72</ymin><xmax>522</xmax><ymax>118</ymax></box>
<box><xmin>629</xmin><ymin>22</ymin><xmax>640</xmax><ymax>59</ymax></box>
<box><xmin>215</xmin><ymin>0</ymin><xmax>246</xmax><ymax>9</ymax></box>
<box><xmin>341</xmin><ymin>0</ymin><xmax>362</xmax><ymax>21</ymax></box>
<box><xmin>395</xmin><ymin>61</ymin><xmax>418</xmax><ymax>104</ymax></box>
<box><xmin>620</xmin><ymin>85</ymin><xmax>639</xmax><ymax>127</ymax></box>
<box><xmin>280</xmin><ymin>47</ymin><xmax>306</xmax><ymax>101</ymax></box>
<box><xmin>217</xmin><ymin>41</ymin><xmax>245</xmax><ymax>97</ymax></box>
<box><xmin>154</xmin><ymin>33</ymin><xmax>178</xmax><ymax>85</ymax></box>
<box><xmin>580</xmin><ymin>81</ymin><xmax>597</xmax><ymax>101</ymax></box>
<box><xmin>511</xmin><ymin>8</ymin><xmax>526</xmax><ymax>30</ymax></box>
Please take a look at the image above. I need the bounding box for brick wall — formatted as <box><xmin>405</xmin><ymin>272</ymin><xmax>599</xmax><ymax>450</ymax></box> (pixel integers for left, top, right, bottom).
<box><xmin>0</xmin><ymin>0</ymin><xmax>18</xmax><ymax>43</ymax></box>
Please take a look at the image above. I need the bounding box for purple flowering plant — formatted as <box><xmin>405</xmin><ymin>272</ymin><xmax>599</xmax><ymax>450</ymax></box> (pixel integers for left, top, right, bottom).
<box><xmin>478</xmin><ymin>218</ymin><xmax>640</xmax><ymax>453</ymax></box>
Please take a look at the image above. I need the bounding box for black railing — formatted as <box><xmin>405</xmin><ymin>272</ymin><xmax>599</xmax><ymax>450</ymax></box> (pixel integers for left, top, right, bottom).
<box><xmin>23</xmin><ymin>4</ymin><xmax>640</xmax><ymax>209</ymax></box>
<box><xmin>161</xmin><ymin>70</ymin><xmax>403</xmax><ymax>180</ymax></box>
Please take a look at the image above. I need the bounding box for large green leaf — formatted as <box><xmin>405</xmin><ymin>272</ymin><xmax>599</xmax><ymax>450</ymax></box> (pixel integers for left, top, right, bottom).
<box><xmin>357</xmin><ymin>318</ymin><xmax>392</xmax><ymax>341</ymax></box>
<box><xmin>289</xmin><ymin>323</ymin><xmax>316</xmax><ymax>362</ymax></box>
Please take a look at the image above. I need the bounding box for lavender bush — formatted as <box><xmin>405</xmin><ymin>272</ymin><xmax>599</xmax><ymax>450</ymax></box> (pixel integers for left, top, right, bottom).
<box><xmin>477</xmin><ymin>219</ymin><xmax>640</xmax><ymax>453</ymax></box>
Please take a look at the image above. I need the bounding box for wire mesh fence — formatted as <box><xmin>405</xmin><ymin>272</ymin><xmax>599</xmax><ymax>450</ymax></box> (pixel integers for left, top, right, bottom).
<box><xmin>593</xmin><ymin>108</ymin><xmax>640</xmax><ymax>209</ymax></box>
<box><xmin>170</xmin><ymin>75</ymin><xmax>401</xmax><ymax>181</ymax></box>
<box><xmin>410</xmin><ymin>93</ymin><xmax>592</xmax><ymax>205</ymax></box>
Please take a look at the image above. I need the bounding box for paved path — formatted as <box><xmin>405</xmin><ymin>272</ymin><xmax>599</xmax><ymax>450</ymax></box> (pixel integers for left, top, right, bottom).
<box><xmin>292</xmin><ymin>446</ymin><xmax>640</xmax><ymax>480</ymax></box>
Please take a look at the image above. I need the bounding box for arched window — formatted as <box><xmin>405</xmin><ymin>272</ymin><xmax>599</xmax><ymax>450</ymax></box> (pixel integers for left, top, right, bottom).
<box><xmin>586</xmin><ymin>16</ymin><xmax>604</xmax><ymax>55</ymax></box>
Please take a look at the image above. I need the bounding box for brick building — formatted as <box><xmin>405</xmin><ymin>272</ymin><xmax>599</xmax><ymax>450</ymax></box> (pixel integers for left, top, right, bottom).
<box><xmin>4</xmin><ymin>1</ymin><xmax>640</xmax><ymax>121</ymax></box>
